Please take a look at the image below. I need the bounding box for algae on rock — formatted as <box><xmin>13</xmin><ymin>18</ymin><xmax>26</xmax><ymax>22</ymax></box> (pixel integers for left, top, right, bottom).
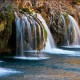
<box><xmin>0</xmin><ymin>4</ymin><xmax>14</xmax><ymax>49</ymax></box>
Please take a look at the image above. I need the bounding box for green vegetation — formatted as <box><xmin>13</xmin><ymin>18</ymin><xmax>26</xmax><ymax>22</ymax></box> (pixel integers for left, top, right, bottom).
<box><xmin>0</xmin><ymin>4</ymin><xmax>14</xmax><ymax>49</ymax></box>
<box><xmin>37</xmin><ymin>25</ymin><xmax>47</xmax><ymax>51</ymax></box>
<box><xmin>63</xmin><ymin>13</ymin><xmax>69</xmax><ymax>29</ymax></box>
<box><xmin>0</xmin><ymin>13</ymin><xmax>5</xmax><ymax>21</ymax></box>
<box><xmin>70</xmin><ymin>27</ymin><xmax>75</xmax><ymax>44</ymax></box>
<box><xmin>5</xmin><ymin>4</ymin><xmax>13</xmax><ymax>12</ymax></box>
<box><xmin>43</xmin><ymin>26</ymin><xmax>47</xmax><ymax>41</ymax></box>
<box><xmin>20</xmin><ymin>8</ymin><xmax>32</xmax><ymax>14</ymax></box>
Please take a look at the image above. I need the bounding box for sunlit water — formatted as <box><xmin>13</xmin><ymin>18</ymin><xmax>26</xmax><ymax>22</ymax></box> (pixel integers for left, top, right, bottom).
<box><xmin>0</xmin><ymin>49</ymin><xmax>80</xmax><ymax>80</ymax></box>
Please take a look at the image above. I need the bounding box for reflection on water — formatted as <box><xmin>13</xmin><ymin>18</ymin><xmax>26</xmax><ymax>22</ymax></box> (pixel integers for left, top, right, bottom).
<box><xmin>0</xmin><ymin>52</ymin><xmax>80</xmax><ymax>80</ymax></box>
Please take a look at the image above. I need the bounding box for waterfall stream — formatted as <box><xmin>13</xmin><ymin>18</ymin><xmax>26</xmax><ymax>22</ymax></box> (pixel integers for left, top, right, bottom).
<box><xmin>15</xmin><ymin>12</ymin><xmax>56</xmax><ymax>56</ymax></box>
<box><xmin>62</xmin><ymin>14</ymin><xmax>80</xmax><ymax>46</ymax></box>
<box><xmin>68</xmin><ymin>15</ymin><xmax>80</xmax><ymax>45</ymax></box>
<box><xmin>15</xmin><ymin>11</ymin><xmax>80</xmax><ymax>58</ymax></box>
<box><xmin>36</xmin><ymin>14</ymin><xmax>56</xmax><ymax>50</ymax></box>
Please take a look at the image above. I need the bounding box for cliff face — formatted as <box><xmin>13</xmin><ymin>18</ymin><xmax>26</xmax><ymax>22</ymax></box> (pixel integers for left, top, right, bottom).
<box><xmin>0</xmin><ymin>0</ymin><xmax>79</xmax><ymax>13</ymax></box>
<box><xmin>36</xmin><ymin>0</ymin><xmax>72</xmax><ymax>11</ymax></box>
<box><xmin>32</xmin><ymin>0</ymin><xmax>80</xmax><ymax>25</ymax></box>
<box><xmin>34</xmin><ymin>0</ymin><xmax>80</xmax><ymax>45</ymax></box>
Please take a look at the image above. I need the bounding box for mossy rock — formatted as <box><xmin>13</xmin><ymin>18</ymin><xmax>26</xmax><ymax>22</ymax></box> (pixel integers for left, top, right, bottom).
<box><xmin>20</xmin><ymin>8</ymin><xmax>32</xmax><ymax>14</ymax></box>
<box><xmin>0</xmin><ymin>22</ymin><xmax>5</xmax><ymax>32</ymax></box>
<box><xmin>0</xmin><ymin>12</ymin><xmax>14</xmax><ymax>49</ymax></box>
<box><xmin>0</xmin><ymin>40</ymin><xmax>8</xmax><ymax>49</ymax></box>
<box><xmin>63</xmin><ymin>13</ymin><xmax>70</xmax><ymax>28</ymax></box>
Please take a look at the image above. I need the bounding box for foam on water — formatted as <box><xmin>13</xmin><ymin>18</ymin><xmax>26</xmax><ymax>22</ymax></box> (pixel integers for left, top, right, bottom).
<box><xmin>14</xmin><ymin>56</ymin><xmax>49</xmax><ymax>60</ymax></box>
<box><xmin>62</xmin><ymin>45</ymin><xmax>80</xmax><ymax>48</ymax></box>
<box><xmin>0</xmin><ymin>61</ymin><xmax>3</xmax><ymax>62</ymax></box>
<box><xmin>0</xmin><ymin>68</ymin><xmax>21</xmax><ymax>77</ymax></box>
<box><xmin>41</xmin><ymin>48</ymin><xmax>80</xmax><ymax>56</ymax></box>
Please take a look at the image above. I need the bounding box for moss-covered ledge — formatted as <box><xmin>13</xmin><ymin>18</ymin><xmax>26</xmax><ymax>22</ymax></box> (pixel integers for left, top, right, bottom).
<box><xmin>0</xmin><ymin>4</ymin><xmax>15</xmax><ymax>52</ymax></box>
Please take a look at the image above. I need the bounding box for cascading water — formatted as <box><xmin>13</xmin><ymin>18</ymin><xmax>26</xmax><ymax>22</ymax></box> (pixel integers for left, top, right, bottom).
<box><xmin>15</xmin><ymin>12</ymin><xmax>56</xmax><ymax>57</ymax></box>
<box><xmin>68</xmin><ymin>15</ymin><xmax>80</xmax><ymax>45</ymax></box>
<box><xmin>15</xmin><ymin>12</ymin><xmax>24</xmax><ymax>56</ymax></box>
<box><xmin>37</xmin><ymin>14</ymin><xmax>56</xmax><ymax>49</ymax></box>
<box><xmin>61</xmin><ymin>14</ymin><xmax>80</xmax><ymax>46</ymax></box>
<box><xmin>14</xmin><ymin>11</ymin><xmax>80</xmax><ymax>59</ymax></box>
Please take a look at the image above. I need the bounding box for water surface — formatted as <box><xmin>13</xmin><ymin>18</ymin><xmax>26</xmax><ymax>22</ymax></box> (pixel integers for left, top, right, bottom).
<box><xmin>0</xmin><ymin>51</ymin><xmax>80</xmax><ymax>80</ymax></box>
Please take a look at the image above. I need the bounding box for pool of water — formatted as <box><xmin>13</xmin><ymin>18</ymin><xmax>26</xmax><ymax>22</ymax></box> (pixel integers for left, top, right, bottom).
<box><xmin>0</xmin><ymin>49</ymin><xmax>80</xmax><ymax>80</ymax></box>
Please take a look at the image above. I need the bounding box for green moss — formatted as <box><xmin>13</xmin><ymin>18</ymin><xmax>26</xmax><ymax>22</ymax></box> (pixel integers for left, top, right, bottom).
<box><xmin>0</xmin><ymin>11</ymin><xmax>14</xmax><ymax>49</ymax></box>
<box><xmin>37</xmin><ymin>25</ymin><xmax>47</xmax><ymax>51</ymax></box>
<box><xmin>43</xmin><ymin>26</ymin><xmax>47</xmax><ymax>41</ymax></box>
<box><xmin>0</xmin><ymin>40</ymin><xmax>8</xmax><ymax>49</ymax></box>
<box><xmin>19</xmin><ymin>10</ymin><xmax>24</xmax><ymax>14</ymax></box>
<box><xmin>71</xmin><ymin>28</ymin><xmax>75</xmax><ymax>44</ymax></box>
<box><xmin>31</xmin><ymin>20</ymin><xmax>48</xmax><ymax>51</ymax></box>
<box><xmin>63</xmin><ymin>13</ymin><xmax>70</xmax><ymax>29</ymax></box>
<box><xmin>5</xmin><ymin>4</ymin><xmax>13</xmax><ymax>12</ymax></box>
<box><xmin>0</xmin><ymin>22</ymin><xmax>5</xmax><ymax>32</ymax></box>
<box><xmin>5</xmin><ymin>12</ymin><xmax>14</xmax><ymax>38</ymax></box>
<box><xmin>5</xmin><ymin>12</ymin><xmax>14</xmax><ymax>21</ymax></box>
<box><xmin>0</xmin><ymin>13</ymin><xmax>4</xmax><ymax>21</ymax></box>
<box><xmin>21</xmin><ymin>8</ymin><xmax>32</xmax><ymax>14</ymax></box>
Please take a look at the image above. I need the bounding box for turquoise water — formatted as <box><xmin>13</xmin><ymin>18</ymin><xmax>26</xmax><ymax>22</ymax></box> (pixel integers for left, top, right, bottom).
<box><xmin>0</xmin><ymin>50</ymin><xmax>80</xmax><ymax>80</ymax></box>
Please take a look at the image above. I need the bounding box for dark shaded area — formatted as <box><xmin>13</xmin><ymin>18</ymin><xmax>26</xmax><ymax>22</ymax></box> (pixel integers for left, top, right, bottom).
<box><xmin>8</xmin><ymin>20</ymin><xmax>16</xmax><ymax>55</ymax></box>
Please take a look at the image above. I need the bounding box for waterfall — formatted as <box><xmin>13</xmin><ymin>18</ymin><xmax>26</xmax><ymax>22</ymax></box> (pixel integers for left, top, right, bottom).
<box><xmin>62</xmin><ymin>14</ymin><xmax>80</xmax><ymax>46</ymax></box>
<box><xmin>15</xmin><ymin>12</ymin><xmax>24</xmax><ymax>56</ymax></box>
<box><xmin>68</xmin><ymin>15</ymin><xmax>80</xmax><ymax>45</ymax></box>
<box><xmin>36</xmin><ymin>14</ymin><xmax>56</xmax><ymax>50</ymax></box>
<box><xmin>15</xmin><ymin>12</ymin><xmax>56</xmax><ymax>56</ymax></box>
<box><xmin>61</xmin><ymin>15</ymin><xmax>68</xmax><ymax>45</ymax></box>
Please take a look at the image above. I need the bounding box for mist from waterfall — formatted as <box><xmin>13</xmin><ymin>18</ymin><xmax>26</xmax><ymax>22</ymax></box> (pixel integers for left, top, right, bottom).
<box><xmin>15</xmin><ymin>12</ymin><xmax>56</xmax><ymax>56</ymax></box>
